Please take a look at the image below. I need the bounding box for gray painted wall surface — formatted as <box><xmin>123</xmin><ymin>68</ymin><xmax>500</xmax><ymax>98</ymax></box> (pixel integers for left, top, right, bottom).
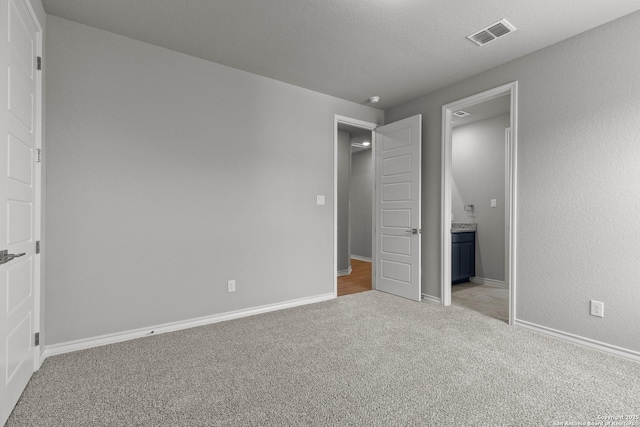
<box><xmin>386</xmin><ymin>11</ymin><xmax>640</xmax><ymax>352</ymax></box>
<box><xmin>44</xmin><ymin>17</ymin><xmax>383</xmax><ymax>345</ymax></box>
<box><xmin>337</xmin><ymin>130</ymin><xmax>351</xmax><ymax>272</ymax></box>
<box><xmin>452</xmin><ymin>114</ymin><xmax>508</xmax><ymax>281</ymax></box>
<box><xmin>349</xmin><ymin>149</ymin><xmax>373</xmax><ymax>259</ymax></box>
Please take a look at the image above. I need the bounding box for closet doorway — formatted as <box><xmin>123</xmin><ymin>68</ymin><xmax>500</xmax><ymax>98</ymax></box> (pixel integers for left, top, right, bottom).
<box><xmin>336</xmin><ymin>122</ymin><xmax>374</xmax><ymax>296</ymax></box>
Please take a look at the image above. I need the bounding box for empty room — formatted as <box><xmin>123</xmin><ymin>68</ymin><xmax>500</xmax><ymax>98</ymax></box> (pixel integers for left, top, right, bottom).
<box><xmin>2</xmin><ymin>1</ymin><xmax>640</xmax><ymax>425</ymax></box>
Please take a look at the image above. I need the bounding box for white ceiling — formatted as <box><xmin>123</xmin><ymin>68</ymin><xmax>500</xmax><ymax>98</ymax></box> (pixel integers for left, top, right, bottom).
<box><xmin>41</xmin><ymin>0</ymin><xmax>640</xmax><ymax>110</ymax></box>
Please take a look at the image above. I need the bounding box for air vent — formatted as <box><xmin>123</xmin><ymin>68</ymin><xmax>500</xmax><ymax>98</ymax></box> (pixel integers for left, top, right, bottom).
<box><xmin>467</xmin><ymin>19</ymin><xmax>516</xmax><ymax>46</ymax></box>
<box><xmin>453</xmin><ymin>110</ymin><xmax>470</xmax><ymax>118</ymax></box>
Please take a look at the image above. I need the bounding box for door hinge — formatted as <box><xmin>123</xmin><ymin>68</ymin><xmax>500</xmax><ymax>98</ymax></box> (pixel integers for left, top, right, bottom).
<box><xmin>35</xmin><ymin>332</ymin><xmax>40</xmax><ymax>346</ymax></box>
<box><xmin>35</xmin><ymin>148</ymin><xmax>42</xmax><ymax>163</ymax></box>
<box><xmin>37</xmin><ymin>56</ymin><xmax>42</xmax><ymax>71</ymax></box>
<box><xmin>36</xmin><ymin>240</ymin><xmax>40</xmax><ymax>254</ymax></box>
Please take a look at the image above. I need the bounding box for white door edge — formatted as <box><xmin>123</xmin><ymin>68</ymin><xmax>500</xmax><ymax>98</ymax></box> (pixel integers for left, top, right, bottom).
<box><xmin>440</xmin><ymin>82</ymin><xmax>518</xmax><ymax>326</ymax></box>
<box><xmin>32</xmin><ymin>0</ymin><xmax>43</xmax><ymax>371</ymax></box>
<box><xmin>333</xmin><ymin>115</ymin><xmax>378</xmax><ymax>296</ymax></box>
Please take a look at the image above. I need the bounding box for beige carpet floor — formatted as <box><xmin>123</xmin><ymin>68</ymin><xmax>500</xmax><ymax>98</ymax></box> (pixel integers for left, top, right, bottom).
<box><xmin>7</xmin><ymin>291</ymin><xmax>640</xmax><ymax>426</ymax></box>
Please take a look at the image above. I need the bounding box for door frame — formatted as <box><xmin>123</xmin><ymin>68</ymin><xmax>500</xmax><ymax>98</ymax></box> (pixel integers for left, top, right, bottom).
<box><xmin>440</xmin><ymin>82</ymin><xmax>518</xmax><ymax>325</ymax></box>
<box><xmin>29</xmin><ymin>0</ymin><xmax>44</xmax><ymax>370</ymax></box>
<box><xmin>333</xmin><ymin>115</ymin><xmax>377</xmax><ymax>296</ymax></box>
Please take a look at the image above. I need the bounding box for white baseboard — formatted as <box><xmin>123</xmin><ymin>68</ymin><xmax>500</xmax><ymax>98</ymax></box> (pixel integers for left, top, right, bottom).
<box><xmin>41</xmin><ymin>292</ymin><xmax>336</xmax><ymax>364</ymax></box>
<box><xmin>350</xmin><ymin>255</ymin><xmax>372</xmax><ymax>263</ymax></box>
<box><xmin>514</xmin><ymin>319</ymin><xmax>640</xmax><ymax>363</ymax></box>
<box><xmin>422</xmin><ymin>294</ymin><xmax>442</xmax><ymax>305</ymax></box>
<box><xmin>337</xmin><ymin>266</ymin><xmax>352</xmax><ymax>276</ymax></box>
<box><xmin>471</xmin><ymin>277</ymin><xmax>505</xmax><ymax>288</ymax></box>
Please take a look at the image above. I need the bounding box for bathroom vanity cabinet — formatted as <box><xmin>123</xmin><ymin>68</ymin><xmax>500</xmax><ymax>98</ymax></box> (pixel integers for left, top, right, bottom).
<box><xmin>452</xmin><ymin>231</ymin><xmax>475</xmax><ymax>284</ymax></box>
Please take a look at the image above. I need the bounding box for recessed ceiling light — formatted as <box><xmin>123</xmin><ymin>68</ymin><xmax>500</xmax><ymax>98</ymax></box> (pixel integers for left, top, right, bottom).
<box><xmin>362</xmin><ymin>141</ymin><xmax>370</xmax><ymax>146</ymax></box>
<box><xmin>368</xmin><ymin>96</ymin><xmax>380</xmax><ymax>104</ymax></box>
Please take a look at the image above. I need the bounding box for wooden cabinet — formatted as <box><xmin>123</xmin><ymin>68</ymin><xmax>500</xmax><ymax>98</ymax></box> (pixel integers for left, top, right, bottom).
<box><xmin>452</xmin><ymin>232</ymin><xmax>475</xmax><ymax>284</ymax></box>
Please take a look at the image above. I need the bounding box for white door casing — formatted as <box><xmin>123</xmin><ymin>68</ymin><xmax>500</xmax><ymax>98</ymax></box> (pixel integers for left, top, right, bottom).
<box><xmin>1</xmin><ymin>0</ymin><xmax>41</xmax><ymax>423</ymax></box>
<box><xmin>375</xmin><ymin>115</ymin><xmax>422</xmax><ymax>301</ymax></box>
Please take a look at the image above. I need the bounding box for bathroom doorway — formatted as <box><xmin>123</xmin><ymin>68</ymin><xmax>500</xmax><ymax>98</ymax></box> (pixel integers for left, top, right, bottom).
<box><xmin>441</xmin><ymin>82</ymin><xmax>518</xmax><ymax>324</ymax></box>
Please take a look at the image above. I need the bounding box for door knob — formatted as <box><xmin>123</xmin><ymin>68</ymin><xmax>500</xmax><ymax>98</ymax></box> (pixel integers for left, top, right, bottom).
<box><xmin>406</xmin><ymin>228</ymin><xmax>421</xmax><ymax>235</ymax></box>
<box><xmin>0</xmin><ymin>250</ymin><xmax>25</xmax><ymax>265</ymax></box>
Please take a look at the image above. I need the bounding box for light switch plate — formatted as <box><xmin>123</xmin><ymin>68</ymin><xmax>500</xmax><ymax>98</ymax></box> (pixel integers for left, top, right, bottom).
<box><xmin>317</xmin><ymin>195</ymin><xmax>325</xmax><ymax>205</ymax></box>
<box><xmin>491</xmin><ymin>199</ymin><xmax>497</xmax><ymax>208</ymax></box>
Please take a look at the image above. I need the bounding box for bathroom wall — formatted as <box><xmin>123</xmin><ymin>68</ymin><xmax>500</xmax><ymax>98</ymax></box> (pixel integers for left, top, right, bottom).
<box><xmin>452</xmin><ymin>114</ymin><xmax>509</xmax><ymax>282</ymax></box>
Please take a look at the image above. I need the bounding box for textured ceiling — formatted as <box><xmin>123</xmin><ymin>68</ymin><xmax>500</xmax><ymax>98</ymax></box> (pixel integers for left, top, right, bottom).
<box><xmin>41</xmin><ymin>0</ymin><xmax>640</xmax><ymax>109</ymax></box>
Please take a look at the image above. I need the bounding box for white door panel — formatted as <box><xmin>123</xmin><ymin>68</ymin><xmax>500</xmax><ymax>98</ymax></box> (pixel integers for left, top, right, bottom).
<box><xmin>1</xmin><ymin>0</ymin><xmax>40</xmax><ymax>423</ymax></box>
<box><xmin>8</xmin><ymin>135</ymin><xmax>33</xmax><ymax>185</ymax></box>
<box><xmin>375</xmin><ymin>115</ymin><xmax>421</xmax><ymax>301</ymax></box>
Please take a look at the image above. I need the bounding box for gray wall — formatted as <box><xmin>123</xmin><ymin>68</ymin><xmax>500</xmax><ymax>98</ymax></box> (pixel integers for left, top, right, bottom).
<box><xmin>44</xmin><ymin>17</ymin><xmax>383</xmax><ymax>345</ymax></box>
<box><xmin>452</xmin><ymin>114</ymin><xmax>508</xmax><ymax>282</ymax></box>
<box><xmin>337</xmin><ymin>130</ymin><xmax>351</xmax><ymax>273</ymax></box>
<box><xmin>349</xmin><ymin>149</ymin><xmax>373</xmax><ymax>259</ymax></box>
<box><xmin>386</xmin><ymin>11</ymin><xmax>640</xmax><ymax>352</ymax></box>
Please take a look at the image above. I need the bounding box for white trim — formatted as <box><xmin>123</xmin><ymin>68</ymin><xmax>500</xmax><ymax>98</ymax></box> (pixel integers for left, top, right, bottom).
<box><xmin>441</xmin><ymin>82</ymin><xmax>518</xmax><ymax>326</ymax></box>
<box><xmin>350</xmin><ymin>255</ymin><xmax>372</xmax><ymax>263</ymax></box>
<box><xmin>441</xmin><ymin>107</ymin><xmax>453</xmax><ymax>307</ymax></box>
<box><xmin>421</xmin><ymin>294</ymin><xmax>442</xmax><ymax>305</ymax></box>
<box><xmin>470</xmin><ymin>277</ymin><xmax>505</xmax><ymax>288</ymax></box>
<box><xmin>334</xmin><ymin>115</ymin><xmax>378</xmax><ymax>295</ymax></box>
<box><xmin>33</xmin><ymin>9</ymin><xmax>43</xmax><ymax>372</ymax></box>
<box><xmin>507</xmin><ymin>85</ymin><xmax>519</xmax><ymax>328</ymax></box>
<box><xmin>515</xmin><ymin>319</ymin><xmax>640</xmax><ymax>363</ymax></box>
<box><xmin>337</xmin><ymin>267</ymin><xmax>352</xmax><ymax>277</ymax></box>
<box><xmin>16</xmin><ymin>0</ymin><xmax>44</xmax><ymax>373</ymax></box>
<box><xmin>41</xmin><ymin>292</ymin><xmax>336</xmax><ymax>363</ymax></box>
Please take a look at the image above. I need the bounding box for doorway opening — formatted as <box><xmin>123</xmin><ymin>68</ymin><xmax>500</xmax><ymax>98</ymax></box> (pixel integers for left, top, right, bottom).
<box><xmin>334</xmin><ymin>114</ymin><xmax>422</xmax><ymax>301</ymax></box>
<box><xmin>335</xmin><ymin>119</ymin><xmax>375</xmax><ymax>297</ymax></box>
<box><xmin>441</xmin><ymin>82</ymin><xmax>518</xmax><ymax>324</ymax></box>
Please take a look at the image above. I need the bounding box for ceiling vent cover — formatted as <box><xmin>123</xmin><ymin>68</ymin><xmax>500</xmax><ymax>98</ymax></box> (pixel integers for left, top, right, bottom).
<box><xmin>467</xmin><ymin>19</ymin><xmax>516</xmax><ymax>46</ymax></box>
<box><xmin>453</xmin><ymin>110</ymin><xmax>470</xmax><ymax>118</ymax></box>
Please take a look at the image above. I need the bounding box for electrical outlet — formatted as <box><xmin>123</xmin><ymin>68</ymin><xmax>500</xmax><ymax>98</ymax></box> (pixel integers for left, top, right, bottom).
<box><xmin>227</xmin><ymin>280</ymin><xmax>236</xmax><ymax>293</ymax></box>
<box><xmin>590</xmin><ymin>300</ymin><xmax>604</xmax><ymax>318</ymax></box>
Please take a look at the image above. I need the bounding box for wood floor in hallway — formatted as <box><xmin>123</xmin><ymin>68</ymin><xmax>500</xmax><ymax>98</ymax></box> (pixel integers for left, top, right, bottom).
<box><xmin>337</xmin><ymin>259</ymin><xmax>372</xmax><ymax>296</ymax></box>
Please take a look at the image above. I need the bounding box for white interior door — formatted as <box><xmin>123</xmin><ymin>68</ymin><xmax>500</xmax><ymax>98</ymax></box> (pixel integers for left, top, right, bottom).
<box><xmin>375</xmin><ymin>115</ymin><xmax>422</xmax><ymax>301</ymax></box>
<box><xmin>1</xmin><ymin>0</ymin><xmax>40</xmax><ymax>423</ymax></box>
